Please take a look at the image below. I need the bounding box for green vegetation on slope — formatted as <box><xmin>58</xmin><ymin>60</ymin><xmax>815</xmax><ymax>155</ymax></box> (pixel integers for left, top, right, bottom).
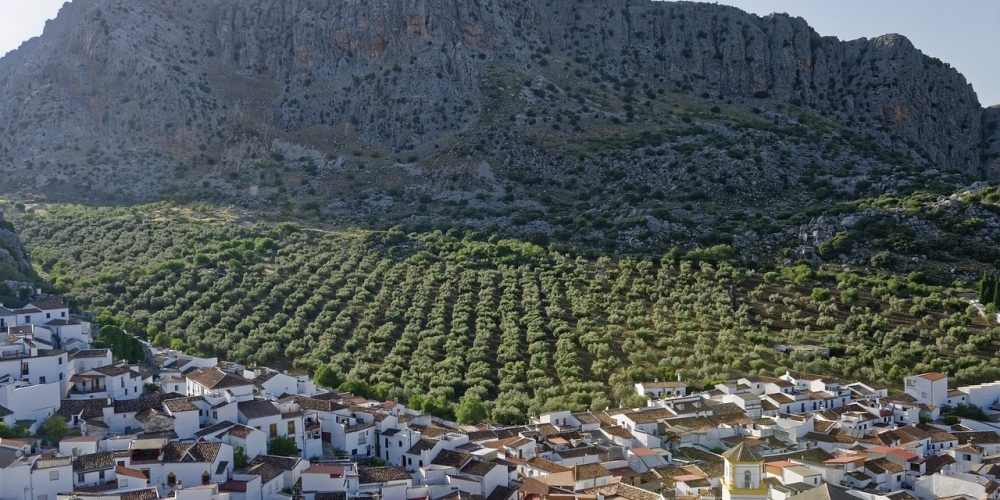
<box><xmin>8</xmin><ymin>203</ymin><xmax>1000</xmax><ymax>422</ymax></box>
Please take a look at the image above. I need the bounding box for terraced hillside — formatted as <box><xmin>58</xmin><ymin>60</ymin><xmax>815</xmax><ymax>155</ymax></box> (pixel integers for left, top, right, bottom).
<box><xmin>8</xmin><ymin>202</ymin><xmax>998</xmax><ymax>422</ymax></box>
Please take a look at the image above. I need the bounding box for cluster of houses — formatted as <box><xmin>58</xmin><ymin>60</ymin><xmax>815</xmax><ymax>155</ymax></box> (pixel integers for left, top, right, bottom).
<box><xmin>5</xmin><ymin>297</ymin><xmax>1000</xmax><ymax>499</ymax></box>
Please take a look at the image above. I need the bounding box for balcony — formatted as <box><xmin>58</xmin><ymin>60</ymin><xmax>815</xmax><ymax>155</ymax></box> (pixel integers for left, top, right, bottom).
<box><xmin>69</xmin><ymin>384</ymin><xmax>107</xmax><ymax>395</ymax></box>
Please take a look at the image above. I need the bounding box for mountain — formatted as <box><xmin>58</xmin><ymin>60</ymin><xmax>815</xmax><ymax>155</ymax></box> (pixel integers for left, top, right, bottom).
<box><xmin>1</xmin><ymin>0</ymin><xmax>998</xmax><ymax>253</ymax></box>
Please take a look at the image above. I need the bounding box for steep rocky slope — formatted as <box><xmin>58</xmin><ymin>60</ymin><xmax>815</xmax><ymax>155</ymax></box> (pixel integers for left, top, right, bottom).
<box><xmin>0</xmin><ymin>209</ymin><xmax>34</xmax><ymax>279</ymax></box>
<box><xmin>0</xmin><ymin>0</ymin><xmax>996</xmax><ymax>253</ymax></box>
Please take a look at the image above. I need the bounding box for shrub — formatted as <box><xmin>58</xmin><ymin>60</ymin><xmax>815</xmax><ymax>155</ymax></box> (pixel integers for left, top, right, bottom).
<box><xmin>268</xmin><ymin>436</ymin><xmax>298</xmax><ymax>457</ymax></box>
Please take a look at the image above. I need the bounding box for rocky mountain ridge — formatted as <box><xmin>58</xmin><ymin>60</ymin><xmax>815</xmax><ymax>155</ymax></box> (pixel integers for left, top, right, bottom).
<box><xmin>0</xmin><ymin>0</ymin><xmax>997</xmax><ymax>255</ymax></box>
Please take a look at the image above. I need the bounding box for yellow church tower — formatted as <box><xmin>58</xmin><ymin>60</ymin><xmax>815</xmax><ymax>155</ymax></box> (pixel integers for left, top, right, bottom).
<box><xmin>721</xmin><ymin>443</ymin><xmax>767</xmax><ymax>500</ymax></box>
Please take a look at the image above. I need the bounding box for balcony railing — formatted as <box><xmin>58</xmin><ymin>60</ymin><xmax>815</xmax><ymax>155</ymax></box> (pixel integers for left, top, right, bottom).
<box><xmin>70</xmin><ymin>385</ymin><xmax>108</xmax><ymax>394</ymax></box>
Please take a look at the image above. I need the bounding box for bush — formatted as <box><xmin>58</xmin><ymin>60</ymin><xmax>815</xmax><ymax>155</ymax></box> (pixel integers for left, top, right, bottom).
<box><xmin>455</xmin><ymin>395</ymin><xmax>488</xmax><ymax>425</ymax></box>
<box><xmin>840</xmin><ymin>288</ymin><xmax>860</xmax><ymax>305</ymax></box>
<box><xmin>313</xmin><ymin>364</ymin><xmax>342</xmax><ymax>389</ymax></box>
<box><xmin>268</xmin><ymin>436</ymin><xmax>298</xmax><ymax>457</ymax></box>
<box><xmin>684</xmin><ymin>245</ymin><xmax>735</xmax><ymax>264</ymax></box>
<box><xmin>42</xmin><ymin>415</ymin><xmax>67</xmax><ymax>442</ymax></box>
<box><xmin>0</xmin><ymin>422</ymin><xmax>28</xmax><ymax>438</ymax></box>
<box><xmin>941</xmin><ymin>403</ymin><xmax>989</xmax><ymax>421</ymax></box>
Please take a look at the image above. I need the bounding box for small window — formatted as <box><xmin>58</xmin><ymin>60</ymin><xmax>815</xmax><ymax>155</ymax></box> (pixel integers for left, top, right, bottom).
<box><xmin>99</xmin><ymin>470</ymin><xmax>105</xmax><ymax>480</ymax></box>
<box><xmin>288</xmin><ymin>420</ymin><xmax>296</xmax><ymax>434</ymax></box>
<box><xmin>743</xmin><ymin>470</ymin><xmax>752</xmax><ymax>489</ymax></box>
<box><xmin>201</xmin><ymin>471</ymin><xmax>210</xmax><ymax>485</ymax></box>
<box><xmin>46</xmin><ymin>313</ymin><xmax>51</xmax><ymax>319</ymax></box>
<box><xmin>167</xmin><ymin>472</ymin><xmax>177</xmax><ymax>487</ymax></box>
<box><xmin>77</xmin><ymin>473</ymin><xmax>84</xmax><ymax>482</ymax></box>
<box><xmin>49</xmin><ymin>470</ymin><xmax>59</xmax><ymax>481</ymax></box>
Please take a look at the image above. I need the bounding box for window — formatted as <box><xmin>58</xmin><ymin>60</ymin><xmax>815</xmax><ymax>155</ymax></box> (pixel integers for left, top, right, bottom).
<box><xmin>49</xmin><ymin>471</ymin><xmax>59</xmax><ymax>481</ymax></box>
<box><xmin>213</xmin><ymin>411</ymin><xmax>218</xmax><ymax>419</ymax></box>
<box><xmin>202</xmin><ymin>471</ymin><xmax>210</xmax><ymax>485</ymax></box>
<box><xmin>61</xmin><ymin>312</ymin><xmax>66</xmax><ymax>317</ymax></box>
<box><xmin>40</xmin><ymin>376</ymin><xmax>46</xmax><ymax>384</ymax></box>
<box><xmin>24</xmin><ymin>315</ymin><xmax>30</xmax><ymax>323</ymax></box>
<box><xmin>288</xmin><ymin>420</ymin><xmax>296</xmax><ymax>434</ymax></box>
<box><xmin>21</xmin><ymin>361</ymin><xmax>28</xmax><ymax>375</ymax></box>
<box><xmin>46</xmin><ymin>313</ymin><xmax>51</xmax><ymax>319</ymax></box>
<box><xmin>99</xmin><ymin>470</ymin><xmax>105</xmax><ymax>480</ymax></box>
<box><xmin>167</xmin><ymin>472</ymin><xmax>177</xmax><ymax>487</ymax></box>
<box><xmin>743</xmin><ymin>470</ymin><xmax>752</xmax><ymax>489</ymax></box>
<box><xmin>58</xmin><ymin>357</ymin><xmax>62</xmax><ymax>365</ymax></box>
<box><xmin>269</xmin><ymin>423</ymin><xmax>278</xmax><ymax>438</ymax></box>
<box><xmin>77</xmin><ymin>473</ymin><xmax>84</xmax><ymax>483</ymax></box>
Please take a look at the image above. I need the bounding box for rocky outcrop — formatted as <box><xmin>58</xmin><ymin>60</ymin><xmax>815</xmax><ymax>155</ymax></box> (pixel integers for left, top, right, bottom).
<box><xmin>0</xmin><ymin>210</ymin><xmax>32</xmax><ymax>276</ymax></box>
<box><xmin>0</xmin><ymin>0</ymin><xmax>993</xmax><ymax>199</ymax></box>
<box><xmin>984</xmin><ymin>106</ymin><xmax>1000</xmax><ymax>178</ymax></box>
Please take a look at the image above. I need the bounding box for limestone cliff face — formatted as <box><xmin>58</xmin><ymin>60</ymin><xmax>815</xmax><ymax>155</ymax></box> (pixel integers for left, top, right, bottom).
<box><xmin>984</xmin><ymin>107</ymin><xmax>1000</xmax><ymax>178</ymax></box>
<box><xmin>0</xmin><ymin>0</ymin><xmax>994</xmax><ymax>198</ymax></box>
